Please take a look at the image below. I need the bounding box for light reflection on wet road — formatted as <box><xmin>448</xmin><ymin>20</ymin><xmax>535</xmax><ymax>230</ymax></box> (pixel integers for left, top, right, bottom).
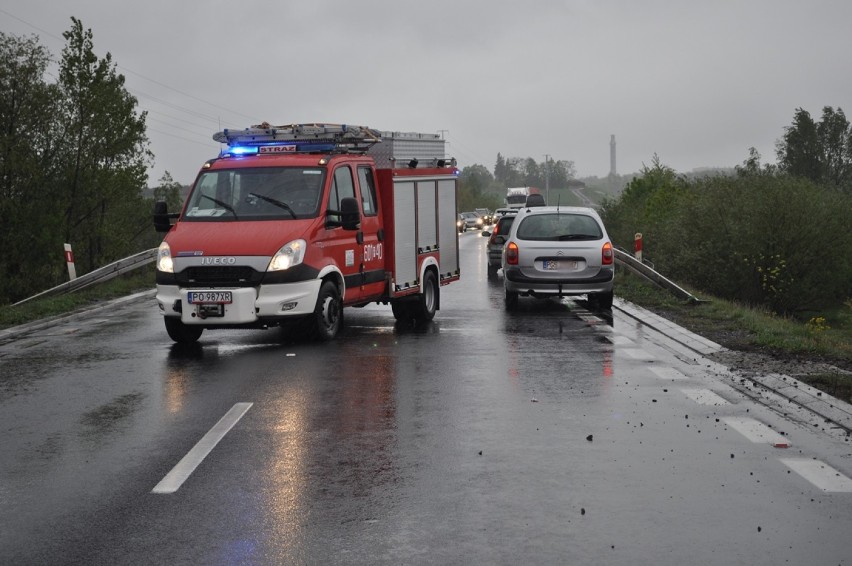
<box><xmin>0</xmin><ymin>231</ymin><xmax>850</xmax><ymax>565</ymax></box>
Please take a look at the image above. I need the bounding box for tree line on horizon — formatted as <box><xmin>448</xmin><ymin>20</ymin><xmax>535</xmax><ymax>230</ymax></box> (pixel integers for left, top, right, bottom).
<box><xmin>599</xmin><ymin>106</ymin><xmax>852</xmax><ymax>315</ymax></box>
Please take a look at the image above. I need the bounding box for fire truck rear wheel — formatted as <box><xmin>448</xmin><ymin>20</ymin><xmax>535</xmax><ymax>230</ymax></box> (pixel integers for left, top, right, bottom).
<box><xmin>164</xmin><ymin>317</ymin><xmax>203</xmax><ymax>344</ymax></box>
<box><xmin>311</xmin><ymin>280</ymin><xmax>343</xmax><ymax>341</ymax></box>
<box><xmin>413</xmin><ymin>270</ymin><xmax>438</xmax><ymax>322</ymax></box>
<box><xmin>391</xmin><ymin>300</ymin><xmax>413</xmax><ymax>321</ymax></box>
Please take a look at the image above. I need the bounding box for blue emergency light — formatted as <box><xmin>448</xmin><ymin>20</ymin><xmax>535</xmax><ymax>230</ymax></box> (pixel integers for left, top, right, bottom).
<box><xmin>226</xmin><ymin>146</ymin><xmax>259</xmax><ymax>156</ymax></box>
<box><xmin>222</xmin><ymin>141</ymin><xmax>339</xmax><ymax>157</ymax></box>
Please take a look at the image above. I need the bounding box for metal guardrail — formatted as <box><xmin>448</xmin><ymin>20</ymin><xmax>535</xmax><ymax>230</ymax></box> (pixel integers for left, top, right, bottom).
<box><xmin>12</xmin><ymin>246</ymin><xmax>696</xmax><ymax>307</ymax></box>
<box><xmin>614</xmin><ymin>248</ymin><xmax>701</xmax><ymax>303</ymax></box>
<box><xmin>12</xmin><ymin>248</ymin><xmax>157</xmax><ymax>307</ymax></box>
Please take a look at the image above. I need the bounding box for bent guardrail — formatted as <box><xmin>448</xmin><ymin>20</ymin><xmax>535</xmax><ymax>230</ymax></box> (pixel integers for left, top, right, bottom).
<box><xmin>614</xmin><ymin>248</ymin><xmax>701</xmax><ymax>303</ymax></box>
<box><xmin>12</xmin><ymin>248</ymin><xmax>157</xmax><ymax>307</ymax></box>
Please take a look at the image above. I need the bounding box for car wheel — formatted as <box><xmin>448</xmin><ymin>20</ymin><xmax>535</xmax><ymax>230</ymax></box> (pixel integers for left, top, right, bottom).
<box><xmin>311</xmin><ymin>280</ymin><xmax>343</xmax><ymax>341</ymax></box>
<box><xmin>413</xmin><ymin>270</ymin><xmax>438</xmax><ymax>322</ymax></box>
<box><xmin>590</xmin><ymin>290</ymin><xmax>614</xmax><ymax>310</ymax></box>
<box><xmin>504</xmin><ymin>287</ymin><xmax>519</xmax><ymax>311</ymax></box>
<box><xmin>487</xmin><ymin>262</ymin><xmax>499</xmax><ymax>280</ymax></box>
<box><xmin>164</xmin><ymin>317</ymin><xmax>203</xmax><ymax>344</ymax></box>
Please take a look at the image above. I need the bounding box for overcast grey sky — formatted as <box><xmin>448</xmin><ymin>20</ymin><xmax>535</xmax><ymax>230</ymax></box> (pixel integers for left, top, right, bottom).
<box><xmin>2</xmin><ymin>0</ymin><xmax>850</xmax><ymax>185</ymax></box>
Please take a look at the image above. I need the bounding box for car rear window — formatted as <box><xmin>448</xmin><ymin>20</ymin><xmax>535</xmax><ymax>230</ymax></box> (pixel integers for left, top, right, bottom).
<box><xmin>516</xmin><ymin>213</ymin><xmax>603</xmax><ymax>241</ymax></box>
<box><xmin>496</xmin><ymin>215</ymin><xmax>515</xmax><ymax>234</ymax></box>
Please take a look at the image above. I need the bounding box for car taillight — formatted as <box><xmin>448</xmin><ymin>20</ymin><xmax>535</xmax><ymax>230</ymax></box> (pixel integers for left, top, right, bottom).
<box><xmin>602</xmin><ymin>241</ymin><xmax>613</xmax><ymax>265</ymax></box>
<box><xmin>506</xmin><ymin>242</ymin><xmax>519</xmax><ymax>265</ymax></box>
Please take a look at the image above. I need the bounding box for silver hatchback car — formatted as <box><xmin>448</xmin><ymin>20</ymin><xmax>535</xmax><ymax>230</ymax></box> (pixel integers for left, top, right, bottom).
<box><xmin>502</xmin><ymin>206</ymin><xmax>614</xmax><ymax>310</ymax></box>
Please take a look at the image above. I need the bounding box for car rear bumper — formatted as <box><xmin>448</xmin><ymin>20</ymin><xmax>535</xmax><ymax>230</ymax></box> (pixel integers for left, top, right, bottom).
<box><xmin>503</xmin><ymin>267</ymin><xmax>613</xmax><ymax>295</ymax></box>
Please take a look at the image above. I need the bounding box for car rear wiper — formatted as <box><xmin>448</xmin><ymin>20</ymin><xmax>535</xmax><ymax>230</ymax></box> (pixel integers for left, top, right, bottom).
<box><xmin>200</xmin><ymin>194</ymin><xmax>239</xmax><ymax>219</ymax></box>
<box><xmin>557</xmin><ymin>234</ymin><xmax>596</xmax><ymax>241</ymax></box>
<box><xmin>249</xmin><ymin>192</ymin><xmax>297</xmax><ymax>219</ymax></box>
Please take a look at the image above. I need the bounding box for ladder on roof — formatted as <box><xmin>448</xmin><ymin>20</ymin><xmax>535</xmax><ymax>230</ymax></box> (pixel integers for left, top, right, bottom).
<box><xmin>213</xmin><ymin>122</ymin><xmax>383</xmax><ymax>152</ymax></box>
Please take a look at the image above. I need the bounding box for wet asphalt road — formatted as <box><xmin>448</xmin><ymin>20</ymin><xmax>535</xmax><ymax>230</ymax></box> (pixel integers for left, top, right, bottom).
<box><xmin>1</xmin><ymin>230</ymin><xmax>851</xmax><ymax>565</ymax></box>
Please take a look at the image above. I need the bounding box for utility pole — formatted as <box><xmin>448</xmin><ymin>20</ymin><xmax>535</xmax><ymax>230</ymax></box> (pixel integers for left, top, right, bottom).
<box><xmin>544</xmin><ymin>154</ymin><xmax>550</xmax><ymax>205</ymax></box>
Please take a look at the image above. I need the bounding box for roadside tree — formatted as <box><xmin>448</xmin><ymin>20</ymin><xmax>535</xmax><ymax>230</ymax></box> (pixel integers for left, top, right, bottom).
<box><xmin>56</xmin><ymin>17</ymin><xmax>152</xmax><ymax>274</ymax></box>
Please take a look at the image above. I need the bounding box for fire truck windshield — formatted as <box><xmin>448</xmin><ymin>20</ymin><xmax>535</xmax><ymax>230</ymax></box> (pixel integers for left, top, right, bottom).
<box><xmin>184</xmin><ymin>167</ymin><xmax>325</xmax><ymax>221</ymax></box>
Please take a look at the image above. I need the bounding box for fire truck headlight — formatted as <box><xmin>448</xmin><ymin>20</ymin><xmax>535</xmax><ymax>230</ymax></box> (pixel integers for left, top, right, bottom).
<box><xmin>157</xmin><ymin>242</ymin><xmax>174</xmax><ymax>273</ymax></box>
<box><xmin>269</xmin><ymin>239</ymin><xmax>306</xmax><ymax>271</ymax></box>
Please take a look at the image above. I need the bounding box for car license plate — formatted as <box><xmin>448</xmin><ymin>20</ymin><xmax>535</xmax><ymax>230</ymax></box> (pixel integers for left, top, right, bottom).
<box><xmin>188</xmin><ymin>291</ymin><xmax>232</xmax><ymax>304</ymax></box>
<box><xmin>543</xmin><ymin>260</ymin><xmax>577</xmax><ymax>270</ymax></box>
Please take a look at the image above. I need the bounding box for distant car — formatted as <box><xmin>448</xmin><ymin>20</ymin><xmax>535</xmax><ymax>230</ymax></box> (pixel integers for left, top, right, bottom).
<box><xmin>475</xmin><ymin>208</ymin><xmax>494</xmax><ymax>225</ymax></box>
<box><xmin>460</xmin><ymin>211</ymin><xmax>484</xmax><ymax>230</ymax></box>
<box><xmin>502</xmin><ymin>206</ymin><xmax>614</xmax><ymax>310</ymax></box>
<box><xmin>482</xmin><ymin>211</ymin><xmax>518</xmax><ymax>279</ymax></box>
<box><xmin>457</xmin><ymin>213</ymin><xmax>467</xmax><ymax>233</ymax></box>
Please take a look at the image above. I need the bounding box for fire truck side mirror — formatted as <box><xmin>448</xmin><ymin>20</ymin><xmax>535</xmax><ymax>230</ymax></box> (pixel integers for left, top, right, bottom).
<box><xmin>327</xmin><ymin>197</ymin><xmax>361</xmax><ymax>230</ymax></box>
<box><xmin>153</xmin><ymin>200</ymin><xmax>172</xmax><ymax>233</ymax></box>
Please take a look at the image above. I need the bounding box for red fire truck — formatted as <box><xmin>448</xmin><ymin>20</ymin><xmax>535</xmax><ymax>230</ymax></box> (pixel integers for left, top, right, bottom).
<box><xmin>153</xmin><ymin>123</ymin><xmax>460</xmax><ymax>344</ymax></box>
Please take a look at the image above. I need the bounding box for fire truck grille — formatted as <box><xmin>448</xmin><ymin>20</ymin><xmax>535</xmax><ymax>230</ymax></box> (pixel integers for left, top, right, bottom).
<box><xmin>181</xmin><ymin>266</ymin><xmax>259</xmax><ymax>285</ymax></box>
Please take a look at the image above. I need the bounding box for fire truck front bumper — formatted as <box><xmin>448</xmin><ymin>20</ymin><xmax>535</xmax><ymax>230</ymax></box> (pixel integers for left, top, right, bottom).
<box><xmin>156</xmin><ymin>280</ymin><xmax>322</xmax><ymax>325</ymax></box>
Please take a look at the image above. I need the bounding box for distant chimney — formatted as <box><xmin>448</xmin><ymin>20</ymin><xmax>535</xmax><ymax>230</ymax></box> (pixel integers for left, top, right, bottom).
<box><xmin>609</xmin><ymin>135</ymin><xmax>617</xmax><ymax>176</ymax></box>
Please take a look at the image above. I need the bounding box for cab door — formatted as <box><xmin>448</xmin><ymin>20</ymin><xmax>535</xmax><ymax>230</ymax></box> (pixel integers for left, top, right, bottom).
<box><xmin>353</xmin><ymin>164</ymin><xmax>386</xmax><ymax>301</ymax></box>
<box><xmin>321</xmin><ymin>164</ymin><xmax>383</xmax><ymax>304</ymax></box>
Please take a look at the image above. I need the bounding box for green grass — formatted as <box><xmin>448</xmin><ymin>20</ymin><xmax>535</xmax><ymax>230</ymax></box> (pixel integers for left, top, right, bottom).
<box><xmin>0</xmin><ymin>265</ymin><xmax>156</xmax><ymax>330</ymax></box>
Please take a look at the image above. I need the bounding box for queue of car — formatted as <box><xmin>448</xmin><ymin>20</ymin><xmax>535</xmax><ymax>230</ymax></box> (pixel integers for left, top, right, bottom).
<box><xmin>479</xmin><ymin>196</ymin><xmax>614</xmax><ymax>311</ymax></box>
<box><xmin>482</xmin><ymin>211</ymin><xmax>517</xmax><ymax>279</ymax></box>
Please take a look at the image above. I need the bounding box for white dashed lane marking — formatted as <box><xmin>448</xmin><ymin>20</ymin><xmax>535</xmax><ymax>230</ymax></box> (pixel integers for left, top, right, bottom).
<box><xmin>152</xmin><ymin>402</ymin><xmax>253</xmax><ymax>494</ymax></box>
<box><xmin>680</xmin><ymin>388</ymin><xmax>730</xmax><ymax>406</ymax></box>
<box><xmin>649</xmin><ymin>366</ymin><xmax>689</xmax><ymax>381</ymax></box>
<box><xmin>621</xmin><ymin>348</ymin><xmax>655</xmax><ymax>361</ymax></box>
<box><xmin>780</xmin><ymin>458</ymin><xmax>852</xmax><ymax>493</ymax></box>
<box><xmin>722</xmin><ymin>417</ymin><xmax>790</xmax><ymax>447</ymax></box>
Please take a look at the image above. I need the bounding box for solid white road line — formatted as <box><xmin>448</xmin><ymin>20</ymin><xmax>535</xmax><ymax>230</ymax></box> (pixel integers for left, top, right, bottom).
<box><xmin>780</xmin><ymin>458</ymin><xmax>852</xmax><ymax>493</ymax></box>
<box><xmin>152</xmin><ymin>402</ymin><xmax>253</xmax><ymax>494</ymax></box>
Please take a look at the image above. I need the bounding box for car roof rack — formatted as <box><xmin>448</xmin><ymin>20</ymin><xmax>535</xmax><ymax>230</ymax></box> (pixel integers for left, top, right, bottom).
<box><xmin>213</xmin><ymin>122</ymin><xmax>382</xmax><ymax>154</ymax></box>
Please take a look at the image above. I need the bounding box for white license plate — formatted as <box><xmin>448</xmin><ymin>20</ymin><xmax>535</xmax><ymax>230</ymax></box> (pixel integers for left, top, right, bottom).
<box><xmin>543</xmin><ymin>260</ymin><xmax>577</xmax><ymax>270</ymax></box>
<box><xmin>188</xmin><ymin>291</ymin><xmax>232</xmax><ymax>304</ymax></box>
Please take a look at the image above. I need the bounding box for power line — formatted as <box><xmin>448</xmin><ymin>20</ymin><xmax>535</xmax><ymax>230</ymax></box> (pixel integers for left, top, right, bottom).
<box><xmin>1</xmin><ymin>7</ymin><xmax>257</xmax><ymax>132</ymax></box>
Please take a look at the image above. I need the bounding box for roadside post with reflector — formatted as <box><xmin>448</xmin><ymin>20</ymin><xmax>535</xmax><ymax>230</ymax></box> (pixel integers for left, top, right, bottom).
<box><xmin>634</xmin><ymin>233</ymin><xmax>643</xmax><ymax>263</ymax></box>
<box><xmin>64</xmin><ymin>243</ymin><xmax>77</xmax><ymax>280</ymax></box>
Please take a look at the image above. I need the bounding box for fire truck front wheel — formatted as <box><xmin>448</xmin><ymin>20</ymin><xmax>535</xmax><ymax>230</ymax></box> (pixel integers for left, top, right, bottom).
<box><xmin>310</xmin><ymin>280</ymin><xmax>343</xmax><ymax>341</ymax></box>
<box><xmin>164</xmin><ymin>317</ymin><xmax>204</xmax><ymax>344</ymax></box>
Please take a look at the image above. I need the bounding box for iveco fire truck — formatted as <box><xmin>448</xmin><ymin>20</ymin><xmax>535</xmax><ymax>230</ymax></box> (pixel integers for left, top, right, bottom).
<box><xmin>153</xmin><ymin>123</ymin><xmax>460</xmax><ymax>344</ymax></box>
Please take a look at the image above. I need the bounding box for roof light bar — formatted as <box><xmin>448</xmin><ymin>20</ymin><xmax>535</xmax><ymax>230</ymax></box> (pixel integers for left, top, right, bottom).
<box><xmin>214</xmin><ymin>123</ymin><xmax>382</xmax><ymax>154</ymax></box>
